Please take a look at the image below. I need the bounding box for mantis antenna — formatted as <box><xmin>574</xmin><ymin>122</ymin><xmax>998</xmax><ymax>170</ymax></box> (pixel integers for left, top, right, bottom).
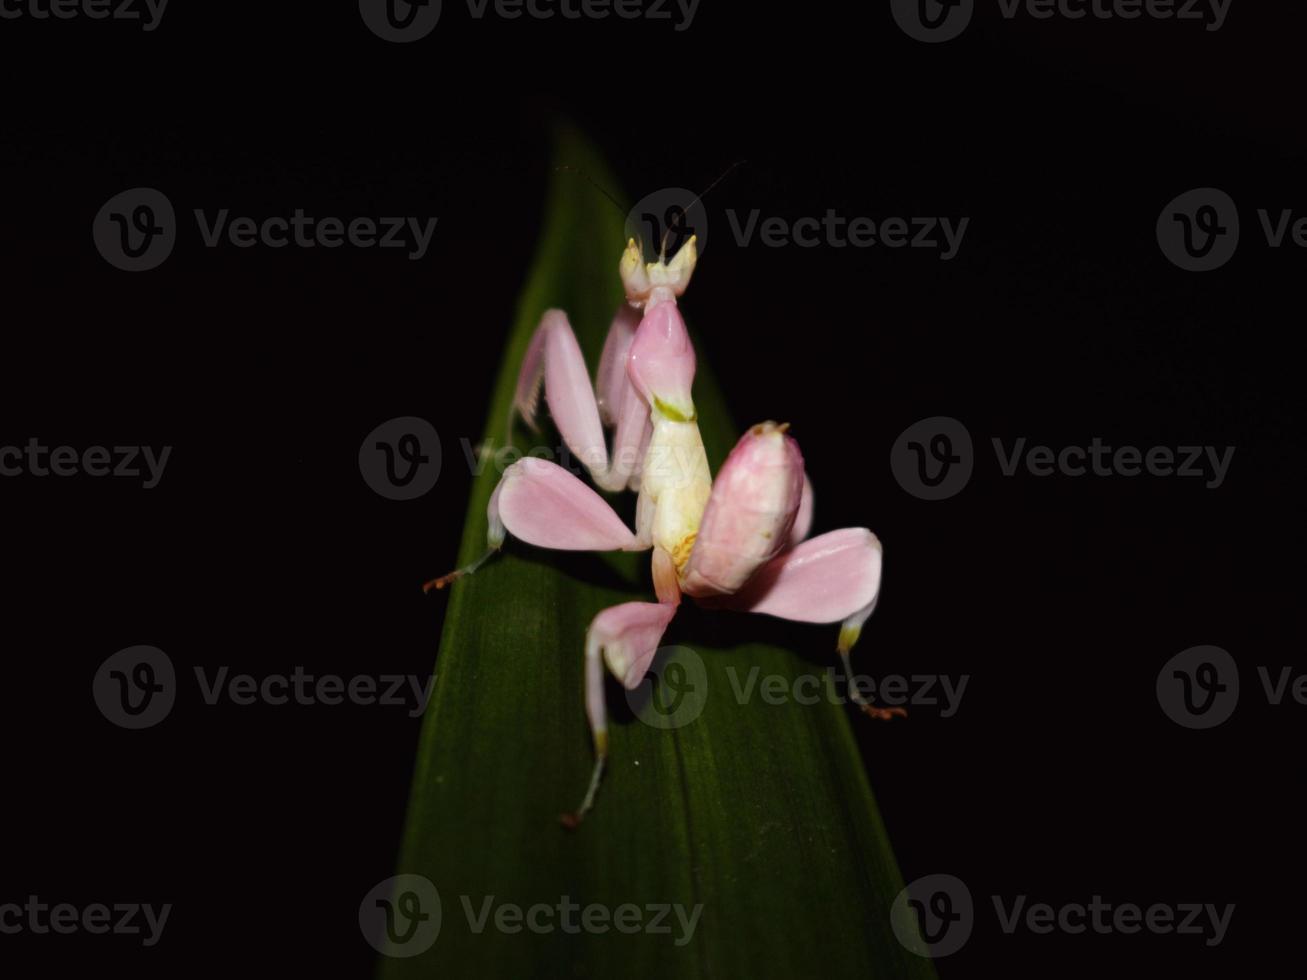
<box><xmin>554</xmin><ymin>164</ymin><xmax>645</xmax><ymax>256</ymax></box>
<box><xmin>658</xmin><ymin>158</ymin><xmax>747</xmax><ymax>262</ymax></box>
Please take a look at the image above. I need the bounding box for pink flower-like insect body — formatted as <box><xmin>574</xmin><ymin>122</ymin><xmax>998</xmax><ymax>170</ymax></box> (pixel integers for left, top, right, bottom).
<box><xmin>432</xmin><ymin>237</ymin><xmax>892</xmax><ymax>827</ymax></box>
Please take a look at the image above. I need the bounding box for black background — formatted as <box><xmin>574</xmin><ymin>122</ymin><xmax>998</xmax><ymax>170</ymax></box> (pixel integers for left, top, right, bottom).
<box><xmin>0</xmin><ymin>1</ymin><xmax>1300</xmax><ymax>976</ymax></box>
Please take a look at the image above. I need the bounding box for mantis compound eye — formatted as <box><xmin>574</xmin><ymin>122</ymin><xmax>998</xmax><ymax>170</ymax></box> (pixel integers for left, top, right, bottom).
<box><xmin>619</xmin><ymin>238</ymin><xmax>651</xmax><ymax>302</ymax></box>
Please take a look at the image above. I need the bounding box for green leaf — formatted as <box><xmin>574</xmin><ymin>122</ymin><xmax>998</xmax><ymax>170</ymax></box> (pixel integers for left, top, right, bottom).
<box><xmin>381</xmin><ymin>126</ymin><xmax>936</xmax><ymax>979</ymax></box>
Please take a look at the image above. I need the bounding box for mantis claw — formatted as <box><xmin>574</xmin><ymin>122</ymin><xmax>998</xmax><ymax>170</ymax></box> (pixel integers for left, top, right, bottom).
<box><xmin>422</xmin><ymin>566</ymin><xmax>477</xmax><ymax>592</ymax></box>
<box><xmin>423</xmin><ymin>544</ymin><xmax>502</xmax><ymax>593</ymax></box>
<box><xmin>860</xmin><ymin>704</ymin><xmax>908</xmax><ymax>722</ymax></box>
<box><xmin>421</xmin><ymin>572</ymin><xmax>460</xmax><ymax>593</ymax></box>
<box><xmin>561</xmin><ymin>750</ymin><xmax>607</xmax><ymax>831</ymax></box>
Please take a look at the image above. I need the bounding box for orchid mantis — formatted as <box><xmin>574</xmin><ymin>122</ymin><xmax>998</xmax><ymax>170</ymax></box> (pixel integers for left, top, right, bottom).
<box><xmin>431</xmin><ymin>236</ymin><xmax>894</xmax><ymax>828</ymax></box>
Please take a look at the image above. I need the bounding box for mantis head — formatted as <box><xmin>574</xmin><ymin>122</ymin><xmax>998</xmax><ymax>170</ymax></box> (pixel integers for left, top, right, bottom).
<box><xmin>620</xmin><ymin>235</ymin><xmax>697</xmax><ymax>307</ymax></box>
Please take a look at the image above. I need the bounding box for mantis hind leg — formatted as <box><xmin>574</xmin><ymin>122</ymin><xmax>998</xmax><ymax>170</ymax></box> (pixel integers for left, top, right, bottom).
<box><xmin>562</xmin><ymin>595</ymin><xmax>679</xmax><ymax>829</ymax></box>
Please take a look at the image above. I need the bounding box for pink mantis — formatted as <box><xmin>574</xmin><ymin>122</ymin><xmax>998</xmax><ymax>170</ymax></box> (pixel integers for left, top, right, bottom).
<box><xmin>431</xmin><ymin>235</ymin><xmax>895</xmax><ymax>828</ymax></box>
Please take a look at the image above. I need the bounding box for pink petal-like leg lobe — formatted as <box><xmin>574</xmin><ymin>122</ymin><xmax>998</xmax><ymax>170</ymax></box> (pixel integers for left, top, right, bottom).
<box><xmin>591</xmin><ymin>600</ymin><xmax>680</xmax><ymax>691</ymax></box>
<box><xmin>720</xmin><ymin>527</ymin><xmax>889</xmax><ymax>713</ymax></box>
<box><xmin>495</xmin><ymin>458</ymin><xmax>642</xmax><ymax>552</ymax></box>
<box><xmin>564</xmin><ymin>599</ymin><xmax>679</xmax><ymax>829</ymax></box>
<box><xmin>722</xmin><ymin>527</ymin><xmax>883</xmax><ymax>628</ymax></box>
<box><xmin>682</xmin><ymin>423</ymin><xmax>805</xmax><ymax>597</ymax></box>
